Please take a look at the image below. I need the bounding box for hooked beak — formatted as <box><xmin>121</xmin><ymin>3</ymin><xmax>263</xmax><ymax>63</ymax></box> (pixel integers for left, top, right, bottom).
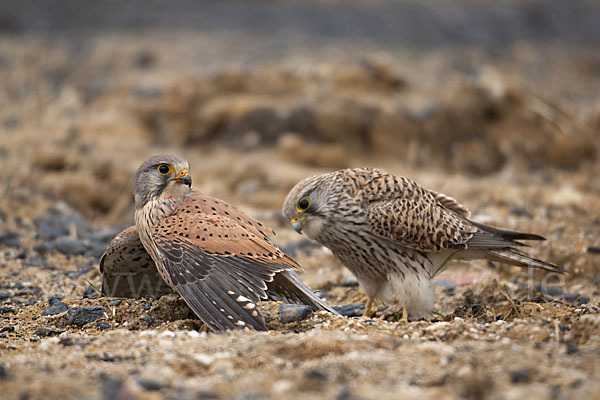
<box><xmin>171</xmin><ymin>169</ymin><xmax>192</xmax><ymax>187</ymax></box>
<box><xmin>290</xmin><ymin>215</ymin><xmax>307</xmax><ymax>234</ymax></box>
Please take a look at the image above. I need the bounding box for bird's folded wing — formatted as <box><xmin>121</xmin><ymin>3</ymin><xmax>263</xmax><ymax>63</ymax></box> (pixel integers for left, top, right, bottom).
<box><xmin>151</xmin><ymin>192</ymin><xmax>299</xmax><ymax>331</ymax></box>
<box><xmin>366</xmin><ymin>197</ymin><xmax>476</xmax><ymax>252</ymax></box>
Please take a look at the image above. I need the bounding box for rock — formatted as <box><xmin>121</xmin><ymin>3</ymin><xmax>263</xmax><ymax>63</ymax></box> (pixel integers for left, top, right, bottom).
<box><xmin>65</xmin><ymin>306</ymin><xmax>107</xmax><ymax>327</ymax></box>
<box><xmin>52</xmin><ymin>236</ymin><xmax>88</xmax><ymax>256</ymax></box>
<box><xmin>0</xmin><ymin>307</ymin><xmax>14</xmax><ymax>314</ymax></box>
<box><xmin>230</xmin><ymin>391</ymin><xmax>268</xmax><ymax>400</ymax></box>
<box><xmin>509</xmin><ymin>207</ymin><xmax>533</xmax><ymax>218</ymax></box>
<box><xmin>83</xmin><ymin>285</ymin><xmax>100</xmax><ymax>299</ymax></box>
<box><xmin>0</xmin><ymin>292</ymin><xmax>11</xmax><ymax>301</ymax></box>
<box><xmin>196</xmin><ymin>389</ymin><xmax>219</xmax><ymax>399</ymax></box>
<box><xmin>42</xmin><ymin>297</ymin><xmax>69</xmax><ymax>316</ymax></box>
<box><xmin>282</xmin><ymin>239</ymin><xmax>321</xmax><ymax>257</ymax></box>
<box><xmin>96</xmin><ymin>322</ymin><xmax>111</xmax><ymax>330</ymax></box>
<box><xmin>278</xmin><ymin>304</ymin><xmax>313</xmax><ymax>323</ymax></box>
<box><xmin>333</xmin><ymin>304</ymin><xmax>365</xmax><ymax>317</ymax></box>
<box><xmin>140</xmin><ymin>316</ymin><xmax>153</xmax><ymax>325</ymax></box>
<box><xmin>510</xmin><ymin>369</ymin><xmax>532</xmax><ymax>383</ymax></box>
<box><xmin>109</xmin><ymin>299</ymin><xmax>122</xmax><ymax>306</ymax></box>
<box><xmin>566</xmin><ymin>343</ymin><xmax>579</xmax><ymax>355</ymax></box>
<box><xmin>434</xmin><ymin>279</ymin><xmax>457</xmax><ymax>290</ymax></box>
<box><xmin>0</xmin><ymin>231</ymin><xmax>20</xmax><ymax>248</ymax></box>
<box><xmin>23</xmin><ymin>254</ymin><xmax>46</xmax><ymax>267</ymax></box>
<box><xmin>35</xmin><ymin>326</ymin><xmax>59</xmax><ymax>337</ymax></box>
<box><xmin>0</xmin><ymin>363</ymin><xmax>8</xmax><ymax>380</ymax></box>
<box><xmin>340</xmin><ymin>278</ymin><xmax>359</xmax><ymax>287</ymax></box>
<box><xmin>587</xmin><ymin>246</ymin><xmax>600</xmax><ymax>254</ymax></box>
<box><xmin>85</xmin><ymin>241</ymin><xmax>110</xmax><ymax>259</ymax></box>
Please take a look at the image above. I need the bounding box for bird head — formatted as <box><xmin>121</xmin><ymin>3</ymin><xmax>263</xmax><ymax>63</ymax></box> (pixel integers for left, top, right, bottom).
<box><xmin>282</xmin><ymin>172</ymin><xmax>337</xmax><ymax>238</ymax></box>
<box><xmin>134</xmin><ymin>154</ymin><xmax>192</xmax><ymax>208</ymax></box>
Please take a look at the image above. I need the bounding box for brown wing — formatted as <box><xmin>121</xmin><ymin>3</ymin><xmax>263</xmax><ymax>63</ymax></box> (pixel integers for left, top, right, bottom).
<box><xmin>360</xmin><ymin>172</ymin><xmax>476</xmax><ymax>251</ymax></box>
<box><xmin>151</xmin><ymin>192</ymin><xmax>300</xmax><ymax>331</ymax></box>
<box><xmin>362</xmin><ymin>171</ymin><xmax>549</xmax><ymax>252</ymax></box>
<box><xmin>100</xmin><ymin>226</ymin><xmax>174</xmax><ymax>298</ymax></box>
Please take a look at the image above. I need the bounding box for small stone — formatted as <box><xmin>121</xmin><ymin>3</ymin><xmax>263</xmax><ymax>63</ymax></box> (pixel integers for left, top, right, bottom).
<box><xmin>83</xmin><ymin>285</ymin><xmax>100</xmax><ymax>299</ymax></box>
<box><xmin>42</xmin><ymin>297</ymin><xmax>69</xmax><ymax>316</ymax></box>
<box><xmin>586</xmin><ymin>246</ymin><xmax>600</xmax><ymax>254</ymax></box>
<box><xmin>0</xmin><ymin>292</ymin><xmax>11</xmax><ymax>301</ymax></box>
<box><xmin>340</xmin><ymin>277</ymin><xmax>359</xmax><ymax>287</ymax></box>
<box><xmin>109</xmin><ymin>299</ymin><xmax>122</xmax><ymax>306</ymax></box>
<box><xmin>510</xmin><ymin>369</ymin><xmax>532</xmax><ymax>383</ymax></box>
<box><xmin>565</xmin><ymin>343</ymin><xmax>579</xmax><ymax>354</ymax></box>
<box><xmin>509</xmin><ymin>207</ymin><xmax>533</xmax><ymax>218</ymax></box>
<box><xmin>0</xmin><ymin>231</ymin><xmax>20</xmax><ymax>248</ymax></box>
<box><xmin>230</xmin><ymin>391</ymin><xmax>268</xmax><ymax>400</ymax></box>
<box><xmin>0</xmin><ymin>307</ymin><xmax>14</xmax><ymax>314</ymax></box>
<box><xmin>96</xmin><ymin>322</ymin><xmax>111</xmax><ymax>330</ymax></box>
<box><xmin>434</xmin><ymin>279</ymin><xmax>457</xmax><ymax>290</ymax></box>
<box><xmin>65</xmin><ymin>306</ymin><xmax>107</xmax><ymax>327</ymax></box>
<box><xmin>196</xmin><ymin>389</ymin><xmax>219</xmax><ymax>399</ymax></box>
<box><xmin>52</xmin><ymin>237</ymin><xmax>88</xmax><ymax>256</ymax></box>
<box><xmin>140</xmin><ymin>316</ymin><xmax>154</xmax><ymax>325</ymax></box>
<box><xmin>23</xmin><ymin>254</ymin><xmax>46</xmax><ymax>267</ymax></box>
<box><xmin>332</xmin><ymin>304</ymin><xmax>366</xmax><ymax>317</ymax></box>
<box><xmin>0</xmin><ymin>363</ymin><xmax>8</xmax><ymax>380</ymax></box>
<box><xmin>35</xmin><ymin>326</ymin><xmax>57</xmax><ymax>337</ymax></box>
<box><xmin>278</xmin><ymin>304</ymin><xmax>313</xmax><ymax>323</ymax></box>
<box><xmin>281</xmin><ymin>239</ymin><xmax>320</xmax><ymax>257</ymax></box>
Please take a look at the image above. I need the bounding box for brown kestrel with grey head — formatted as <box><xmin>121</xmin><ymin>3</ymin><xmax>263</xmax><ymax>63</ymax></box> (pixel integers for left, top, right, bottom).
<box><xmin>283</xmin><ymin>168</ymin><xmax>563</xmax><ymax>321</ymax></box>
<box><xmin>101</xmin><ymin>154</ymin><xmax>337</xmax><ymax>332</ymax></box>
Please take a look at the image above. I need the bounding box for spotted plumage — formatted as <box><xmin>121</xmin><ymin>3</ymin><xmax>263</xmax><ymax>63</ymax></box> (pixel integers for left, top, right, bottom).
<box><xmin>283</xmin><ymin>168</ymin><xmax>563</xmax><ymax>321</ymax></box>
<box><xmin>101</xmin><ymin>154</ymin><xmax>337</xmax><ymax>332</ymax></box>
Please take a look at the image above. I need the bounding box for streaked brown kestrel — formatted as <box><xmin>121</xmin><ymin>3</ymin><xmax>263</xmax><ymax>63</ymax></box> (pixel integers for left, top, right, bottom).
<box><xmin>282</xmin><ymin>168</ymin><xmax>563</xmax><ymax>321</ymax></box>
<box><xmin>102</xmin><ymin>154</ymin><xmax>337</xmax><ymax>332</ymax></box>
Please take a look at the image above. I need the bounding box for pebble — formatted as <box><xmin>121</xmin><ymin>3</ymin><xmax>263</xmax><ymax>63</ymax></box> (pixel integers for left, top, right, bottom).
<box><xmin>281</xmin><ymin>239</ymin><xmax>320</xmax><ymax>257</ymax></box>
<box><xmin>196</xmin><ymin>389</ymin><xmax>219</xmax><ymax>399</ymax></box>
<box><xmin>340</xmin><ymin>277</ymin><xmax>359</xmax><ymax>287</ymax></box>
<box><xmin>0</xmin><ymin>363</ymin><xmax>7</xmax><ymax>380</ymax></box>
<box><xmin>565</xmin><ymin>343</ymin><xmax>579</xmax><ymax>355</ymax></box>
<box><xmin>34</xmin><ymin>208</ymin><xmax>91</xmax><ymax>240</ymax></box>
<box><xmin>586</xmin><ymin>246</ymin><xmax>600</xmax><ymax>254</ymax></box>
<box><xmin>434</xmin><ymin>279</ymin><xmax>457</xmax><ymax>290</ymax></box>
<box><xmin>65</xmin><ymin>306</ymin><xmax>107</xmax><ymax>327</ymax></box>
<box><xmin>0</xmin><ymin>307</ymin><xmax>14</xmax><ymax>314</ymax></box>
<box><xmin>0</xmin><ymin>231</ymin><xmax>21</xmax><ymax>248</ymax></box>
<box><xmin>0</xmin><ymin>292</ymin><xmax>11</xmax><ymax>301</ymax></box>
<box><xmin>52</xmin><ymin>237</ymin><xmax>88</xmax><ymax>256</ymax></box>
<box><xmin>41</xmin><ymin>297</ymin><xmax>69</xmax><ymax>316</ymax></box>
<box><xmin>510</xmin><ymin>369</ymin><xmax>532</xmax><ymax>383</ymax></box>
<box><xmin>83</xmin><ymin>285</ymin><xmax>100</xmax><ymax>299</ymax></box>
<box><xmin>140</xmin><ymin>316</ymin><xmax>154</xmax><ymax>325</ymax></box>
<box><xmin>332</xmin><ymin>304</ymin><xmax>365</xmax><ymax>317</ymax></box>
<box><xmin>509</xmin><ymin>207</ymin><xmax>533</xmax><ymax>218</ymax></box>
<box><xmin>95</xmin><ymin>322</ymin><xmax>111</xmax><ymax>330</ymax></box>
<box><xmin>23</xmin><ymin>254</ymin><xmax>46</xmax><ymax>267</ymax></box>
<box><xmin>109</xmin><ymin>299</ymin><xmax>122</xmax><ymax>306</ymax></box>
<box><xmin>35</xmin><ymin>326</ymin><xmax>58</xmax><ymax>337</ymax></box>
<box><xmin>278</xmin><ymin>304</ymin><xmax>313</xmax><ymax>323</ymax></box>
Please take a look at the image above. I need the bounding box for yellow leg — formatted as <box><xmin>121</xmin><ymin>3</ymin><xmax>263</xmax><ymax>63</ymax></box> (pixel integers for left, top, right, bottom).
<box><xmin>401</xmin><ymin>307</ymin><xmax>409</xmax><ymax>323</ymax></box>
<box><xmin>364</xmin><ymin>297</ymin><xmax>377</xmax><ymax>318</ymax></box>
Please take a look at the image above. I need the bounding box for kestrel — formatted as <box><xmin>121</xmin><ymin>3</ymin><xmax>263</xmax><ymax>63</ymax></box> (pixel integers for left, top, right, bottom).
<box><xmin>282</xmin><ymin>168</ymin><xmax>563</xmax><ymax>321</ymax></box>
<box><xmin>104</xmin><ymin>154</ymin><xmax>337</xmax><ymax>332</ymax></box>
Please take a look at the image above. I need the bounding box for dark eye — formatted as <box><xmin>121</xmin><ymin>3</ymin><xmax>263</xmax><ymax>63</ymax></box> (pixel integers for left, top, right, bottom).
<box><xmin>157</xmin><ymin>164</ymin><xmax>172</xmax><ymax>175</ymax></box>
<box><xmin>297</xmin><ymin>197</ymin><xmax>311</xmax><ymax>212</ymax></box>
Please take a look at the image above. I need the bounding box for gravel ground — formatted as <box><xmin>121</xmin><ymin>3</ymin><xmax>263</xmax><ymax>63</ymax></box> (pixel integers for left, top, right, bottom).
<box><xmin>1</xmin><ymin>1</ymin><xmax>600</xmax><ymax>399</ymax></box>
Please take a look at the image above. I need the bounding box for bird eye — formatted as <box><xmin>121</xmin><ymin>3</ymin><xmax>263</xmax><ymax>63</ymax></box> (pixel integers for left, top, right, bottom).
<box><xmin>296</xmin><ymin>197</ymin><xmax>311</xmax><ymax>212</ymax></box>
<box><xmin>157</xmin><ymin>164</ymin><xmax>173</xmax><ymax>175</ymax></box>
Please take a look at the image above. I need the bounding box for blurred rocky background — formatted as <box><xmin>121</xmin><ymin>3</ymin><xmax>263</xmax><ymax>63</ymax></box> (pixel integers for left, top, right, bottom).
<box><xmin>1</xmin><ymin>1</ymin><xmax>599</xmax><ymax>399</ymax></box>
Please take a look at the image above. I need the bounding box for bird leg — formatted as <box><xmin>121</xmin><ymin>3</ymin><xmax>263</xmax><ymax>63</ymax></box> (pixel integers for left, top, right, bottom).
<box><xmin>401</xmin><ymin>307</ymin><xmax>409</xmax><ymax>323</ymax></box>
<box><xmin>364</xmin><ymin>296</ymin><xmax>377</xmax><ymax>318</ymax></box>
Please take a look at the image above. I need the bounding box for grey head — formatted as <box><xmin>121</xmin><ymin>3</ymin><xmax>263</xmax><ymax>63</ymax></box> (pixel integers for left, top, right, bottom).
<box><xmin>282</xmin><ymin>171</ymin><xmax>339</xmax><ymax>237</ymax></box>
<box><xmin>134</xmin><ymin>154</ymin><xmax>192</xmax><ymax>208</ymax></box>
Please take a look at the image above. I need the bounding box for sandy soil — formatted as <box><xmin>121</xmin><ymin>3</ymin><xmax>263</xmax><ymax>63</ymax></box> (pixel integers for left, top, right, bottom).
<box><xmin>1</xmin><ymin>1</ymin><xmax>600</xmax><ymax>399</ymax></box>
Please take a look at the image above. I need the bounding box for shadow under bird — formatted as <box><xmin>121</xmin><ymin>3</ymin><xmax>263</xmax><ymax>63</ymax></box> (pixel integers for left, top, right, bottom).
<box><xmin>100</xmin><ymin>154</ymin><xmax>338</xmax><ymax>332</ymax></box>
<box><xmin>283</xmin><ymin>167</ymin><xmax>564</xmax><ymax>322</ymax></box>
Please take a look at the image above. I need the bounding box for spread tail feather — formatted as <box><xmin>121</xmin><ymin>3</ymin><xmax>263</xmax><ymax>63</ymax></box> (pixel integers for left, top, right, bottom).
<box><xmin>267</xmin><ymin>270</ymin><xmax>340</xmax><ymax>315</ymax></box>
<box><xmin>487</xmin><ymin>248</ymin><xmax>564</xmax><ymax>273</ymax></box>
